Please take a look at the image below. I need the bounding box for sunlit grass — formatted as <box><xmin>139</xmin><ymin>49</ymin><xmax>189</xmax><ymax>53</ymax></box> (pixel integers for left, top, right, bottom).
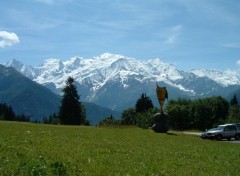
<box><xmin>0</xmin><ymin>121</ymin><xmax>239</xmax><ymax>175</ymax></box>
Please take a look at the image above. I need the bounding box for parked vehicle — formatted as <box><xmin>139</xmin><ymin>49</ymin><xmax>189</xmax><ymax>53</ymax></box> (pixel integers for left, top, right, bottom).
<box><xmin>235</xmin><ymin>123</ymin><xmax>240</xmax><ymax>130</ymax></box>
<box><xmin>201</xmin><ymin>124</ymin><xmax>240</xmax><ymax>141</ymax></box>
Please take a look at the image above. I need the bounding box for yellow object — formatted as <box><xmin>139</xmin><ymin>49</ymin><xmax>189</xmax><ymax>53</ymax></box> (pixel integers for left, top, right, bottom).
<box><xmin>156</xmin><ymin>83</ymin><xmax>168</xmax><ymax>113</ymax></box>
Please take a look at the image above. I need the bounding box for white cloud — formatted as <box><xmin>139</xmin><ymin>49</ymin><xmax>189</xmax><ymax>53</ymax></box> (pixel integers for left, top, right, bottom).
<box><xmin>0</xmin><ymin>31</ymin><xmax>20</xmax><ymax>48</ymax></box>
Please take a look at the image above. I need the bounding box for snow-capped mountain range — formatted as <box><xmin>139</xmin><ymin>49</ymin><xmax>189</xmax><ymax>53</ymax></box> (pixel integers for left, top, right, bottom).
<box><xmin>5</xmin><ymin>53</ymin><xmax>240</xmax><ymax>111</ymax></box>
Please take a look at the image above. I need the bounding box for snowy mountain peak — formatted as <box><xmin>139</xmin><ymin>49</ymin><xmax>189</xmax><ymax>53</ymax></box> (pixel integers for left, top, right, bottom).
<box><xmin>4</xmin><ymin>53</ymin><xmax>240</xmax><ymax>110</ymax></box>
<box><xmin>40</xmin><ymin>58</ymin><xmax>63</xmax><ymax>67</ymax></box>
<box><xmin>5</xmin><ymin>59</ymin><xmax>36</xmax><ymax>79</ymax></box>
<box><xmin>63</xmin><ymin>56</ymin><xmax>83</xmax><ymax>70</ymax></box>
<box><xmin>110</xmin><ymin>58</ymin><xmax>135</xmax><ymax>71</ymax></box>
<box><xmin>97</xmin><ymin>53</ymin><xmax>125</xmax><ymax>60</ymax></box>
<box><xmin>145</xmin><ymin>58</ymin><xmax>182</xmax><ymax>81</ymax></box>
<box><xmin>147</xmin><ymin>58</ymin><xmax>165</xmax><ymax>66</ymax></box>
<box><xmin>191</xmin><ymin>69</ymin><xmax>240</xmax><ymax>86</ymax></box>
<box><xmin>65</xmin><ymin>57</ymin><xmax>82</xmax><ymax>65</ymax></box>
<box><xmin>6</xmin><ymin>59</ymin><xmax>24</xmax><ymax>69</ymax></box>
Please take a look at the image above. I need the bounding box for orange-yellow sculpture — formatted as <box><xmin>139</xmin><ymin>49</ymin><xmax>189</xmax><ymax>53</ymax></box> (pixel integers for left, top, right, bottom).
<box><xmin>156</xmin><ymin>83</ymin><xmax>168</xmax><ymax>113</ymax></box>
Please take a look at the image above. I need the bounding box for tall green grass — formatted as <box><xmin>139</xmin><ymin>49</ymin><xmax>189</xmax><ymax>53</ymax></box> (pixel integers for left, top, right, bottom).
<box><xmin>0</xmin><ymin>121</ymin><xmax>239</xmax><ymax>175</ymax></box>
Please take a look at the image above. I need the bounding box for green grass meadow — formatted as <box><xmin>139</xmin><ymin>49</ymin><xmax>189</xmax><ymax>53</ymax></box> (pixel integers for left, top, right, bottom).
<box><xmin>0</xmin><ymin>121</ymin><xmax>239</xmax><ymax>176</ymax></box>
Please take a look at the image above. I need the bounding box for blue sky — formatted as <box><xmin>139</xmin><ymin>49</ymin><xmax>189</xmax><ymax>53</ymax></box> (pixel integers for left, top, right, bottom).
<box><xmin>0</xmin><ymin>0</ymin><xmax>240</xmax><ymax>72</ymax></box>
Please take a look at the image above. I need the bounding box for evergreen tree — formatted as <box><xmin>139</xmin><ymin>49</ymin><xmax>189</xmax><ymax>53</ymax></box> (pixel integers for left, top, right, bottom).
<box><xmin>230</xmin><ymin>94</ymin><xmax>238</xmax><ymax>106</ymax></box>
<box><xmin>226</xmin><ymin>105</ymin><xmax>240</xmax><ymax>123</ymax></box>
<box><xmin>135</xmin><ymin>93</ymin><xmax>154</xmax><ymax>113</ymax></box>
<box><xmin>0</xmin><ymin>103</ymin><xmax>16</xmax><ymax>121</ymax></box>
<box><xmin>59</xmin><ymin>77</ymin><xmax>83</xmax><ymax>125</ymax></box>
<box><xmin>16</xmin><ymin>114</ymin><xmax>30</xmax><ymax>122</ymax></box>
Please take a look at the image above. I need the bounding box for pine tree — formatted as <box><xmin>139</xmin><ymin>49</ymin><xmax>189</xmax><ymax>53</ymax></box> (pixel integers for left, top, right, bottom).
<box><xmin>59</xmin><ymin>77</ymin><xmax>83</xmax><ymax>125</ymax></box>
<box><xmin>135</xmin><ymin>93</ymin><xmax>154</xmax><ymax>113</ymax></box>
<box><xmin>0</xmin><ymin>103</ymin><xmax>16</xmax><ymax>121</ymax></box>
<box><xmin>230</xmin><ymin>94</ymin><xmax>238</xmax><ymax>106</ymax></box>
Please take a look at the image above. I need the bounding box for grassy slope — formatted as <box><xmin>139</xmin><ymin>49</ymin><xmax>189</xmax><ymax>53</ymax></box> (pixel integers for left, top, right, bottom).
<box><xmin>0</xmin><ymin>121</ymin><xmax>239</xmax><ymax>176</ymax></box>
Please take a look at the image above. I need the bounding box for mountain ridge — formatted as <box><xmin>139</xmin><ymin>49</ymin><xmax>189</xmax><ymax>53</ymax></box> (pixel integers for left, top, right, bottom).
<box><xmin>0</xmin><ymin>64</ymin><xmax>121</xmax><ymax>124</ymax></box>
<box><xmin>0</xmin><ymin>64</ymin><xmax>61</xmax><ymax>119</ymax></box>
<box><xmin>5</xmin><ymin>53</ymin><xmax>240</xmax><ymax>111</ymax></box>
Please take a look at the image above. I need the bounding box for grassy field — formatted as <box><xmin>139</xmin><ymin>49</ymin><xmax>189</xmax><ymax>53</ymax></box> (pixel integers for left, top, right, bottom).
<box><xmin>0</xmin><ymin>121</ymin><xmax>239</xmax><ymax>176</ymax></box>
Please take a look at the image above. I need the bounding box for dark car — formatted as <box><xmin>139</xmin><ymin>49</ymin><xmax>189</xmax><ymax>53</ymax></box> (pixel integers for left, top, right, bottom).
<box><xmin>235</xmin><ymin>123</ymin><xmax>240</xmax><ymax>130</ymax></box>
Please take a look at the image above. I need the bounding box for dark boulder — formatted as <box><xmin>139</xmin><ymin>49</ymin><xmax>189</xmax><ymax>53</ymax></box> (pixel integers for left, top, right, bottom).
<box><xmin>152</xmin><ymin>113</ymin><xmax>169</xmax><ymax>133</ymax></box>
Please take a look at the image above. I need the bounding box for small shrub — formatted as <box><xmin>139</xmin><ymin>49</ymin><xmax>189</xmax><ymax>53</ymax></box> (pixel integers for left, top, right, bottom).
<box><xmin>136</xmin><ymin>108</ymin><xmax>158</xmax><ymax>129</ymax></box>
<box><xmin>99</xmin><ymin>115</ymin><xmax>121</xmax><ymax>126</ymax></box>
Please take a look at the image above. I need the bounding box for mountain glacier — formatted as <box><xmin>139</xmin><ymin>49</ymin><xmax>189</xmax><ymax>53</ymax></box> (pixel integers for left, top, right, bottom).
<box><xmin>5</xmin><ymin>53</ymin><xmax>240</xmax><ymax>111</ymax></box>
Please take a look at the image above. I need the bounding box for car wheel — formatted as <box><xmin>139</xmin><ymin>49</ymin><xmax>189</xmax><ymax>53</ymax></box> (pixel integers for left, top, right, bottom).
<box><xmin>216</xmin><ymin>134</ymin><xmax>222</xmax><ymax>141</ymax></box>
<box><xmin>235</xmin><ymin>134</ymin><xmax>240</xmax><ymax>140</ymax></box>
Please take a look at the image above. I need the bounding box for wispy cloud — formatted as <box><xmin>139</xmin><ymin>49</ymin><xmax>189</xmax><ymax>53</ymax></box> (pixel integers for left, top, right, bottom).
<box><xmin>35</xmin><ymin>0</ymin><xmax>55</xmax><ymax>5</ymax></box>
<box><xmin>0</xmin><ymin>31</ymin><xmax>20</xmax><ymax>48</ymax></box>
<box><xmin>6</xmin><ymin>8</ymin><xmax>63</xmax><ymax>31</ymax></box>
<box><xmin>221</xmin><ymin>43</ymin><xmax>240</xmax><ymax>49</ymax></box>
<box><xmin>177</xmin><ymin>0</ymin><xmax>240</xmax><ymax>25</ymax></box>
<box><xmin>34</xmin><ymin>0</ymin><xmax>71</xmax><ymax>5</ymax></box>
<box><xmin>236</xmin><ymin>60</ymin><xmax>240</xmax><ymax>67</ymax></box>
<box><xmin>164</xmin><ymin>25</ymin><xmax>183</xmax><ymax>44</ymax></box>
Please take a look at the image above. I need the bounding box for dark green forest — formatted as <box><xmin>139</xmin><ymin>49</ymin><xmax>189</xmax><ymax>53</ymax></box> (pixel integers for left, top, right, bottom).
<box><xmin>100</xmin><ymin>94</ymin><xmax>240</xmax><ymax>131</ymax></box>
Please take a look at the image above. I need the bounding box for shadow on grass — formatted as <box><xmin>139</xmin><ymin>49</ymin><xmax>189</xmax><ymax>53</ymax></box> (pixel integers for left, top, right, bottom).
<box><xmin>166</xmin><ymin>132</ymin><xmax>178</xmax><ymax>136</ymax></box>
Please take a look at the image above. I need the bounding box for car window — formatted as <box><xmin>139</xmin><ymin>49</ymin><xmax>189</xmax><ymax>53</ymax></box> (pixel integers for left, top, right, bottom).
<box><xmin>230</xmin><ymin>125</ymin><xmax>237</xmax><ymax>131</ymax></box>
<box><xmin>235</xmin><ymin>124</ymin><xmax>240</xmax><ymax>130</ymax></box>
<box><xmin>225</xmin><ymin>125</ymin><xmax>237</xmax><ymax>131</ymax></box>
<box><xmin>224</xmin><ymin>126</ymin><xmax>230</xmax><ymax>131</ymax></box>
<box><xmin>216</xmin><ymin>126</ymin><xmax>224</xmax><ymax>130</ymax></box>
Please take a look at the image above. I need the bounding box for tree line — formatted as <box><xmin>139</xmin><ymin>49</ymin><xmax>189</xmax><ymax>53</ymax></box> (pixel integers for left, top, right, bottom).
<box><xmin>100</xmin><ymin>93</ymin><xmax>240</xmax><ymax>131</ymax></box>
<box><xmin>42</xmin><ymin>76</ymin><xmax>240</xmax><ymax>130</ymax></box>
<box><xmin>1</xmin><ymin>76</ymin><xmax>239</xmax><ymax>130</ymax></box>
<box><xmin>0</xmin><ymin>103</ymin><xmax>30</xmax><ymax>122</ymax></box>
<box><xmin>99</xmin><ymin>93</ymin><xmax>158</xmax><ymax>128</ymax></box>
<box><xmin>166</xmin><ymin>95</ymin><xmax>240</xmax><ymax>130</ymax></box>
